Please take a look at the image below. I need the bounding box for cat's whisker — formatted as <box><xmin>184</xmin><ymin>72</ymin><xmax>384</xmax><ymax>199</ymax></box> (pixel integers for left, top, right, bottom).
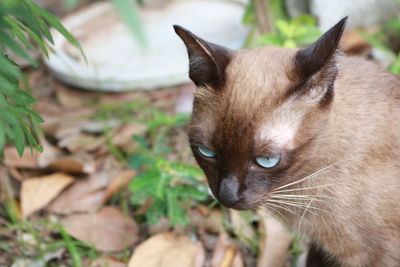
<box><xmin>297</xmin><ymin>198</ymin><xmax>315</xmax><ymax>233</ymax></box>
<box><xmin>271</xmin><ymin>193</ymin><xmax>334</xmax><ymax>203</ymax></box>
<box><xmin>271</xmin><ymin>194</ymin><xmax>329</xmax><ymax>203</ymax></box>
<box><xmin>266</xmin><ymin>199</ymin><xmax>318</xmax><ymax>215</ymax></box>
<box><xmin>270</xmin><ymin>193</ymin><xmax>331</xmax><ymax>199</ymax></box>
<box><xmin>274</xmin><ymin>162</ymin><xmax>338</xmax><ymax>191</ymax></box>
<box><xmin>261</xmin><ymin>200</ymin><xmax>300</xmax><ymax>217</ymax></box>
<box><xmin>273</xmin><ymin>182</ymin><xmax>347</xmax><ymax>194</ymax></box>
<box><xmin>258</xmin><ymin>205</ymin><xmax>285</xmax><ymax>219</ymax></box>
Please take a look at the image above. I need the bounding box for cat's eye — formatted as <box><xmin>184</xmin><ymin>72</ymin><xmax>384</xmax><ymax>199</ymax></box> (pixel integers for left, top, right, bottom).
<box><xmin>197</xmin><ymin>146</ymin><xmax>216</xmax><ymax>158</ymax></box>
<box><xmin>255</xmin><ymin>154</ymin><xmax>281</xmax><ymax>168</ymax></box>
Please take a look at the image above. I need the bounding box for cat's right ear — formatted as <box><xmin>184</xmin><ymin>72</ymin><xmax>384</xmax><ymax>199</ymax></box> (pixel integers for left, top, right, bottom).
<box><xmin>173</xmin><ymin>25</ymin><xmax>233</xmax><ymax>88</ymax></box>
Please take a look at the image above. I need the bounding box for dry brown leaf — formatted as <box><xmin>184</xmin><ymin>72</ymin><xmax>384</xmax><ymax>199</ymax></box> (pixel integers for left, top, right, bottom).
<box><xmin>91</xmin><ymin>257</ymin><xmax>126</xmax><ymax>267</ymax></box>
<box><xmin>55</xmin><ymin>84</ymin><xmax>98</xmax><ymax>109</ymax></box>
<box><xmin>232</xmin><ymin>252</ymin><xmax>245</xmax><ymax>267</ymax></box>
<box><xmin>104</xmin><ymin>170</ymin><xmax>137</xmax><ymax>200</ymax></box>
<box><xmin>47</xmin><ymin>173</ymin><xmax>108</xmax><ymax>214</ymax></box>
<box><xmin>36</xmin><ymin>139</ymin><xmax>64</xmax><ymax>168</ymax></box>
<box><xmin>190</xmin><ymin>206</ymin><xmax>224</xmax><ymax>233</ymax></box>
<box><xmin>21</xmin><ymin>173</ymin><xmax>75</xmax><ymax>218</ymax></box>
<box><xmin>61</xmin><ymin>206</ymin><xmax>138</xmax><ymax>252</ymax></box>
<box><xmin>128</xmin><ymin>232</ymin><xmax>205</xmax><ymax>267</ymax></box>
<box><xmin>58</xmin><ymin>133</ymin><xmax>105</xmax><ymax>153</ymax></box>
<box><xmin>211</xmin><ymin>232</ymin><xmax>244</xmax><ymax>267</ymax></box>
<box><xmin>54</xmin><ymin>108</ymin><xmax>97</xmax><ymax>139</ymax></box>
<box><xmin>4</xmin><ymin>146</ymin><xmax>38</xmax><ymax>168</ymax></box>
<box><xmin>111</xmin><ymin>123</ymin><xmax>147</xmax><ymax>148</ymax></box>
<box><xmin>47</xmin><ymin>153</ymin><xmax>96</xmax><ymax>174</ymax></box>
<box><xmin>257</xmin><ymin>213</ymin><xmax>291</xmax><ymax>267</ymax></box>
<box><xmin>147</xmin><ymin>217</ymin><xmax>170</xmax><ymax>236</ymax></box>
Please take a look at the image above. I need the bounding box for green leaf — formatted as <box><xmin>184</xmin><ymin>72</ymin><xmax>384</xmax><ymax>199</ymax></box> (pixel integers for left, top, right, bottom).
<box><xmin>5</xmin><ymin>17</ymin><xmax>36</xmax><ymax>50</ymax></box>
<box><xmin>11</xmin><ymin>19</ymin><xmax>49</xmax><ymax>57</ymax></box>
<box><xmin>0</xmin><ymin>125</ymin><xmax>6</xmax><ymax>154</ymax></box>
<box><xmin>166</xmin><ymin>189</ymin><xmax>187</xmax><ymax>226</ymax></box>
<box><xmin>0</xmin><ymin>30</ymin><xmax>36</xmax><ymax>66</ymax></box>
<box><xmin>28</xmin><ymin>1</ymin><xmax>85</xmax><ymax>58</ymax></box>
<box><xmin>129</xmin><ymin>170</ymin><xmax>159</xmax><ymax>194</ymax></box>
<box><xmin>110</xmin><ymin>0</ymin><xmax>147</xmax><ymax>48</ymax></box>
<box><xmin>12</xmin><ymin>124</ymin><xmax>25</xmax><ymax>156</ymax></box>
<box><xmin>0</xmin><ymin>54</ymin><xmax>21</xmax><ymax>78</ymax></box>
<box><xmin>256</xmin><ymin>34</ymin><xmax>283</xmax><ymax>47</ymax></box>
<box><xmin>64</xmin><ymin>0</ymin><xmax>79</xmax><ymax>10</ymax></box>
<box><xmin>174</xmin><ymin>186</ymin><xmax>208</xmax><ymax>202</ymax></box>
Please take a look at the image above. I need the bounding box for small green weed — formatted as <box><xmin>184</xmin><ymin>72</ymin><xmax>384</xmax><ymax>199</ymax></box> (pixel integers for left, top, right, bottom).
<box><xmin>128</xmin><ymin>134</ymin><xmax>209</xmax><ymax>226</ymax></box>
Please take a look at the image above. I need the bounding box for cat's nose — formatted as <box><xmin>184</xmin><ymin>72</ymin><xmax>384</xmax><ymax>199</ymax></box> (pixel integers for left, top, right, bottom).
<box><xmin>218</xmin><ymin>176</ymin><xmax>240</xmax><ymax>207</ymax></box>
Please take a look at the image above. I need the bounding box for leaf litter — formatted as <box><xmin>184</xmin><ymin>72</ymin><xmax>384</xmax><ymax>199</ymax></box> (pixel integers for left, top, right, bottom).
<box><xmin>0</xmin><ymin>63</ymin><xmax>299</xmax><ymax>266</ymax></box>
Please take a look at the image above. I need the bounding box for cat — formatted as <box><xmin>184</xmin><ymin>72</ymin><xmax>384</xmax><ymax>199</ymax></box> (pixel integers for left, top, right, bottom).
<box><xmin>174</xmin><ymin>17</ymin><xmax>400</xmax><ymax>267</ymax></box>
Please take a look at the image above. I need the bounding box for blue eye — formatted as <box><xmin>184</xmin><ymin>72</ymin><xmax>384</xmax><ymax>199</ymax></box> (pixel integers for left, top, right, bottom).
<box><xmin>197</xmin><ymin>146</ymin><xmax>216</xmax><ymax>158</ymax></box>
<box><xmin>255</xmin><ymin>154</ymin><xmax>281</xmax><ymax>168</ymax></box>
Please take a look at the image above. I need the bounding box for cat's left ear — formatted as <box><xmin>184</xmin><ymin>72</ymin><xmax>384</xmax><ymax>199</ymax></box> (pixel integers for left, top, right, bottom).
<box><xmin>174</xmin><ymin>25</ymin><xmax>233</xmax><ymax>88</ymax></box>
<box><xmin>291</xmin><ymin>16</ymin><xmax>348</xmax><ymax>103</ymax></box>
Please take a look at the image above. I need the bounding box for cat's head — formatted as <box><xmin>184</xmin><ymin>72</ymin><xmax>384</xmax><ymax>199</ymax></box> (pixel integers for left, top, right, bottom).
<box><xmin>174</xmin><ymin>17</ymin><xmax>347</xmax><ymax>210</ymax></box>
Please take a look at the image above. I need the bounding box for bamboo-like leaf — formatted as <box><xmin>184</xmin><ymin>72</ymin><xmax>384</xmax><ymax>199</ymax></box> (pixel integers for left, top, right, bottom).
<box><xmin>0</xmin><ymin>54</ymin><xmax>21</xmax><ymax>78</ymax></box>
<box><xmin>28</xmin><ymin>2</ymin><xmax>84</xmax><ymax>57</ymax></box>
<box><xmin>11</xmin><ymin>19</ymin><xmax>49</xmax><ymax>57</ymax></box>
<box><xmin>0</xmin><ymin>30</ymin><xmax>36</xmax><ymax>65</ymax></box>
<box><xmin>110</xmin><ymin>0</ymin><xmax>147</xmax><ymax>48</ymax></box>
<box><xmin>5</xmin><ymin>17</ymin><xmax>36</xmax><ymax>50</ymax></box>
<box><xmin>12</xmin><ymin>124</ymin><xmax>25</xmax><ymax>156</ymax></box>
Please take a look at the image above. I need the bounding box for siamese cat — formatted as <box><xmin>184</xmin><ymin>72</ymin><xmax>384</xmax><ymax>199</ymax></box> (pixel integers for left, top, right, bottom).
<box><xmin>174</xmin><ymin>17</ymin><xmax>400</xmax><ymax>267</ymax></box>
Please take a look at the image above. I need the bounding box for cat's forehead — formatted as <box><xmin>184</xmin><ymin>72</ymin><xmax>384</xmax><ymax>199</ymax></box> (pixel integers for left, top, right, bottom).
<box><xmin>226</xmin><ymin>47</ymin><xmax>297</xmax><ymax>100</ymax></box>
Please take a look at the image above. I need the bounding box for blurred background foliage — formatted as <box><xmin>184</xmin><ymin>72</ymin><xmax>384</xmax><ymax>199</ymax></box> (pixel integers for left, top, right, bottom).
<box><xmin>0</xmin><ymin>0</ymin><xmax>81</xmax><ymax>156</ymax></box>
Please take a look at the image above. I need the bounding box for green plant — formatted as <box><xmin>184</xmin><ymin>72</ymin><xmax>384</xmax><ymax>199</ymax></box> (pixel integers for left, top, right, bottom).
<box><xmin>128</xmin><ymin>112</ymin><xmax>209</xmax><ymax>226</ymax></box>
<box><xmin>254</xmin><ymin>15</ymin><xmax>321</xmax><ymax>48</ymax></box>
<box><xmin>0</xmin><ymin>0</ymin><xmax>81</xmax><ymax>156</ymax></box>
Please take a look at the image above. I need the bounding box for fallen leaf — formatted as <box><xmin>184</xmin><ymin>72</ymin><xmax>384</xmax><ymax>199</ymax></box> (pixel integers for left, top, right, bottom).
<box><xmin>91</xmin><ymin>257</ymin><xmax>126</xmax><ymax>267</ymax></box>
<box><xmin>111</xmin><ymin>123</ymin><xmax>147</xmax><ymax>148</ymax></box>
<box><xmin>21</xmin><ymin>173</ymin><xmax>75</xmax><ymax>218</ymax></box>
<box><xmin>211</xmin><ymin>232</ymin><xmax>243</xmax><ymax>267</ymax></box>
<box><xmin>54</xmin><ymin>108</ymin><xmax>96</xmax><ymax>139</ymax></box>
<box><xmin>4</xmin><ymin>146</ymin><xmax>38</xmax><ymax>168</ymax></box>
<box><xmin>104</xmin><ymin>169</ymin><xmax>137</xmax><ymax>200</ymax></box>
<box><xmin>147</xmin><ymin>217</ymin><xmax>170</xmax><ymax>236</ymax></box>
<box><xmin>128</xmin><ymin>232</ymin><xmax>205</xmax><ymax>267</ymax></box>
<box><xmin>47</xmin><ymin>153</ymin><xmax>96</xmax><ymax>174</ymax></box>
<box><xmin>58</xmin><ymin>133</ymin><xmax>105</xmax><ymax>153</ymax></box>
<box><xmin>61</xmin><ymin>206</ymin><xmax>139</xmax><ymax>252</ymax></box>
<box><xmin>190</xmin><ymin>206</ymin><xmax>224</xmax><ymax>233</ymax></box>
<box><xmin>257</xmin><ymin>213</ymin><xmax>291</xmax><ymax>267</ymax></box>
<box><xmin>232</xmin><ymin>251</ymin><xmax>245</xmax><ymax>267</ymax></box>
<box><xmin>47</xmin><ymin>173</ymin><xmax>108</xmax><ymax>214</ymax></box>
<box><xmin>55</xmin><ymin>83</ymin><xmax>99</xmax><ymax>109</ymax></box>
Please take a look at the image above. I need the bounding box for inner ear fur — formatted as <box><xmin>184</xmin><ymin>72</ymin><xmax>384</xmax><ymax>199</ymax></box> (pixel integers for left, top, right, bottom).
<box><xmin>173</xmin><ymin>25</ymin><xmax>233</xmax><ymax>88</ymax></box>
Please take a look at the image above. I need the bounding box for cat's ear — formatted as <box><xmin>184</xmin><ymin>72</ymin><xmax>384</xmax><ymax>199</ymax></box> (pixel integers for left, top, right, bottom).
<box><xmin>289</xmin><ymin>17</ymin><xmax>347</xmax><ymax>104</ymax></box>
<box><xmin>294</xmin><ymin>16</ymin><xmax>347</xmax><ymax>80</ymax></box>
<box><xmin>174</xmin><ymin>25</ymin><xmax>233</xmax><ymax>88</ymax></box>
